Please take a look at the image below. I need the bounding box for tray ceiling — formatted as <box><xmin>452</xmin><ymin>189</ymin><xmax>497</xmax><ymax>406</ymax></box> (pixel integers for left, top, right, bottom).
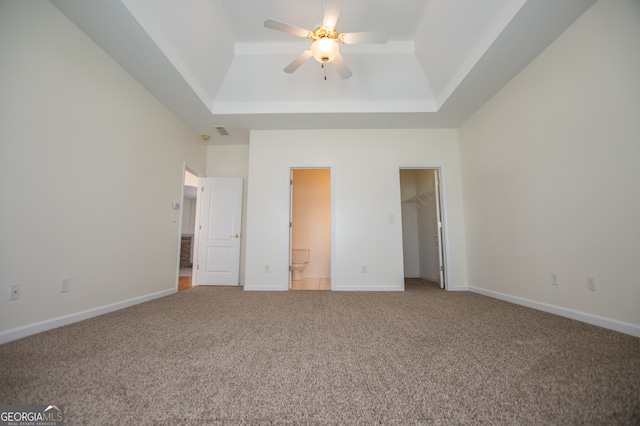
<box><xmin>51</xmin><ymin>0</ymin><xmax>595</xmax><ymax>144</ymax></box>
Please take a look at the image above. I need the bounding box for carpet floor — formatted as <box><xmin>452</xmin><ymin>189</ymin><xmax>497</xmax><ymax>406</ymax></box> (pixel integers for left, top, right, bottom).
<box><xmin>1</xmin><ymin>279</ymin><xmax>639</xmax><ymax>424</ymax></box>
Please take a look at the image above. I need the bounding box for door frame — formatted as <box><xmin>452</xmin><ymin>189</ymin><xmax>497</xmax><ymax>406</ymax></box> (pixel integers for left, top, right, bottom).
<box><xmin>176</xmin><ymin>162</ymin><xmax>202</xmax><ymax>291</ymax></box>
<box><xmin>289</xmin><ymin>166</ymin><xmax>334</xmax><ymax>290</ymax></box>
<box><xmin>398</xmin><ymin>165</ymin><xmax>451</xmax><ymax>290</ymax></box>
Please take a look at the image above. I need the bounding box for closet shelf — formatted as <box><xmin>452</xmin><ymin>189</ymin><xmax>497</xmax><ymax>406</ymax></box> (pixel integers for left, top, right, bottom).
<box><xmin>401</xmin><ymin>191</ymin><xmax>434</xmax><ymax>211</ymax></box>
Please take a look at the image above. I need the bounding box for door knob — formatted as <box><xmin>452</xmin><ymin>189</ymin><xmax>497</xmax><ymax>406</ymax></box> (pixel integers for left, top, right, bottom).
<box><xmin>232</xmin><ymin>234</ymin><xmax>240</xmax><ymax>238</ymax></box>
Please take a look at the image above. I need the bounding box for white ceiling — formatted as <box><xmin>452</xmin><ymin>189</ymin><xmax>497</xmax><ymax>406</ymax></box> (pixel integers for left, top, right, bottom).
<box><xmin>51</xmin><ymin>0</ymin><xmax>595</xmax><ymax>145</ymax></box>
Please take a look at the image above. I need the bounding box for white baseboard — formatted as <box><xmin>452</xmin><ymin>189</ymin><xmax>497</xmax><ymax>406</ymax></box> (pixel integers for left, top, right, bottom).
<box><xmin>468</xmin><ymin>286</ymin><xmax>640</xmax><ymax>338</ymax></box>
<box><xmin>333</xmin><ymin>285</ymin><xmax>403</xmax><ymax>291</ymax></box>
<box><xmin>420</xmin><ymin>274</ymin><xmax>439</xmax><ymax>282</ymax></box>
<box><xmin>0</xmin><ymin>289</ymin><xmax>176</xmax><ymax>345</ymax></box>
<box><xmin>446</xmin><ymin>284</ymin><xmax>469</xmax><ymax>292</ymax></box>
<box><xmin>243</xmin><ymin>285</ymin><xmax>288</xmax><ymax>291</ymax></box>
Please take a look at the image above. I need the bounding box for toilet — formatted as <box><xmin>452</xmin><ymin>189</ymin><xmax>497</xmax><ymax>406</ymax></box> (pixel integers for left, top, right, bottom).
<box><xmin>291</xmin><ymin>249</ymin><xmax>310</xmax><ymax>281</ymax></box>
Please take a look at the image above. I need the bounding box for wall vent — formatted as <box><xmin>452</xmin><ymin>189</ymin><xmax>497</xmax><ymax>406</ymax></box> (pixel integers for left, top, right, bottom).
<box><xmin>215</xmin><ymin>126</ymin><xmax>229</xmax><ymax>136</ymax></box>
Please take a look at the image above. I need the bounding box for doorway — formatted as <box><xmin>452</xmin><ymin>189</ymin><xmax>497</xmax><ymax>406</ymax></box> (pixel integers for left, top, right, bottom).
<box><xmin>399</xmin><ymin>168</ymin><xmax>446</xmax><ymax>289</ymax></box>
<box><xmin>178</xmin><ymin>166</ymin><xmax>200</xmax><ymax>291</ymax></box>
<box><xmin>289</xmin><ymin>168</ymin><xmax>331</xmax><ymax>290</ymax></box>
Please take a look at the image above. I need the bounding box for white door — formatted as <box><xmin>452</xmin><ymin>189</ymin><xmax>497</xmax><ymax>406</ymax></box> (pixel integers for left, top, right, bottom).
<box><xmin>434</xmin><ymin>171</ymin><xmax>446</xmax><ymax>289</ymax></box>
<box><xmin>195</xmin><ymin>177</ymin><xmax>243</xmax><ymax>286</ymax></box>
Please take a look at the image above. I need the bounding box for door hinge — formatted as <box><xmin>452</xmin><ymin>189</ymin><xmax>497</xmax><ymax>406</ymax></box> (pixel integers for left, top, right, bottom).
<box><xmin>197</xmin><ymin>264</ymin><xmax>200</xmax><ymax>270</ymax></box>
<box><xmin>440</xmin><ymin>266</ymin><xmax>444</xmax><ymax>272</ymax></box>
<box><xmin>438</xmin><ymin>221</ymin><xmax>442</xmax><ymax>228</ymax></box>
<box><xmin>199</xmin><ymin>225</ymin><xmax>202</xmax><ymax>230</ymax></box>
<box><xmin>290</xmin><ymin>179</ymin><xmax>293</xmax><ymax>185</ymax></box>
<box><xmin>290</xmin><ymin>221</ymin><xmax>292</xmax><ymax>228</ymax></box>
<box><xmin>289</xmin><ymin>266</ymin><xmax>292</xmax><ymax>272</ymax></box>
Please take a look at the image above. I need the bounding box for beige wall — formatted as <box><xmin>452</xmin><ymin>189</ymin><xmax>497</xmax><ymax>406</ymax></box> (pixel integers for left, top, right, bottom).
<box><xmin>459</xmin><ymin>0</ymin><xmax>640</xmax><ymax>330</ymax></box>
<box><xmin>244</xmin><ymin>129</ymin><xmax>467</xmax><ymax>291</ymax></box>
<box><xmin>4</xmin><ymin>0</ymin><xmax>636</xmax><ymax>342</ymax></box>
<box><xmin>0</xmin><ymin>1</ymin><xmax>206</xmax><ymax>338</ymax></box>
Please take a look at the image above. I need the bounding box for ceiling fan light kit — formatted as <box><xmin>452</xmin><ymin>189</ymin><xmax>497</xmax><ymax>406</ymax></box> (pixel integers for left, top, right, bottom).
<box><xmin>311</xmin><ymin>36</ymin><xmax>339</xmax><ymax>63</ymax></box>
<box><xmin>264</xmin><ymin>0</ymin><xmax>387</xmax><ymax>80</ymax></box>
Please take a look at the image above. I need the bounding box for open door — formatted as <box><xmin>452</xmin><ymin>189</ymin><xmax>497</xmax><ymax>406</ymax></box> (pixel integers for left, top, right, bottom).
<box><xmin>434</xmin><ymin>170</ymin><xmax>446</xmax><ymax>289</ymax></box>
<box><xmin>195</xmin><ymin>177</ymin><xmax>243</xmax><ymax>286</ymax></box>
<box><xmin>399</xmin><ymin>168</ymin><xmax>447</xmax><ymax>289</ymax></box>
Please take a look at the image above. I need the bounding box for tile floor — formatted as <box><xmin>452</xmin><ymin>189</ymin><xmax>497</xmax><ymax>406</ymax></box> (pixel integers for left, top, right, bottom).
<box><xmin>179</xmin><ymin>269</ymin><xmax>331</xmax><ymax>291</ymax></box>
<box><xmin>290</xmin><ymin>278</ymin><xmax>331</xmax><ymax>291</ymax></box>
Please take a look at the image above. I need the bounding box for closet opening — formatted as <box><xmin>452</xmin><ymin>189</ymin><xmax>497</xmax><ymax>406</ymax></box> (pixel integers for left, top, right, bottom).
<box><xmin>399</xmin><ymin>168</ymin><xmax>446</xmax><ymax>289</ymax></box>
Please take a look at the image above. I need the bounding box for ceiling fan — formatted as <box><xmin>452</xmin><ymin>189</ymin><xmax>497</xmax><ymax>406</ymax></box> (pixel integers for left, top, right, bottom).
<box><xmin>264</xmin><ymin>0</ymin><xmax>388</xmax><ymax>80</ymax></box>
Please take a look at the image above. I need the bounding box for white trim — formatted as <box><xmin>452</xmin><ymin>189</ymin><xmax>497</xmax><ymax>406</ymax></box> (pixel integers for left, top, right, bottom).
<box><xmin>420</xmin><ymin>274</ymin><xmax>439</xmax><ymax>282</ymax></box>
<box><xmin>446</xmin><ymin>285</ymin><xmax>469</xmax><ymax>292</ymax></box>
<box><xmin>176</xmin><ymin>163</ymin><xmax>186</xmax><ymax>291</ymax></box>
<box><xmin>235</xmin><ymin>41</ymin><xmax>416</xmax><ymax>56</ymax></box>
<box><xmin>468</xmin><ymin>286</ymin><xmax>640</xmax><ymax>338</ymax></box>
<box><xmin>180</xmin><ymin>162</ymin><xmax>202</xmax><ymax>289</ymax></box>
<box><xmin>0</xmin><ymin>289</ymin><xmax>175</xmax><ymax>345</ymax></box>
<box><xmin>333</xmin><ymin>285</ymin><xmax>403</xmax><ymax>292</ymax></box>
<box><xmin>211</xmin><ymin>100</ymin><xmax>437</xmax><ymax>115</ymax></box>
<box><xmin>244</xmin><ymin>285</ymin><xmax>288</xmax><ymax>291</ymax></box>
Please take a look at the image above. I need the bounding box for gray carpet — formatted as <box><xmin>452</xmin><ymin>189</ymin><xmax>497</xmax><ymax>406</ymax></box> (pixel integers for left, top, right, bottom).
<box><xmin>1</xmin><ymin>279</ymin><xmax>639</xmax><ymax>424</ymax></box>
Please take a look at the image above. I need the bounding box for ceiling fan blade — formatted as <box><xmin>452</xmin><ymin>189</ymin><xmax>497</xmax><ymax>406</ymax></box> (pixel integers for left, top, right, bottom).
<box><xmin>284</xmin><ymin>49</ymin><xmax>314</xmax><ymax>73</ymax></box>
<box><xmin>340</xmin><ymin>32</ymin><xmax>388</xmax><ymax>44</ymax></box>
<box><xmin>323</xmin><ymin>0</ymin><xmax>343</xmax><ymax>29</ymax></box>
<box><xmin>264</xmin><ymin>19</ymin><xmax>312</xmax><ymax>38</ymax></box>
<box><xmin>331</xmin><ymin>52</ymin><xmax>352</xmax><ymax>80</ymax></box>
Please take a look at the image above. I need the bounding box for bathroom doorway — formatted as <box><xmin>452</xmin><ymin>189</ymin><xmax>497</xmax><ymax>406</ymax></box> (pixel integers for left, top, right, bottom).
<box><xmin>289</xmin><ymin>168</ymin><xmax>331</xmax><ymax>290</ymax></box>
<box><xmin>399</xmin><ymin>168</ymin><xmax>446</xmax><ymax>289</ymax></box>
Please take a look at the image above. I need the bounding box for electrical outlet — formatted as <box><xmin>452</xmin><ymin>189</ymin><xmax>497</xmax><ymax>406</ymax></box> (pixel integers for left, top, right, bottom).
<box><xmin>551</xmin><ymin>272</ymin><xmax>559</xmax><ymax>286</ymax></box>
<box><xmin>587</xmin><ymin>277</ymin><xmax>596</xmax><ymax>291</ymax></box>
<box><xmin>9</xmin><ymin>283</ymin><xmax>21</xmax><ymax>301</ymax></box>
<box><xmin>361</xmin><ymin>265</ymin><xmax>368</xmax><ymax>273</ymax></box>
<box><xmin>60</xmin><ymin>277</ymin><xmax>70</xmax><ymax>293</ymax></box>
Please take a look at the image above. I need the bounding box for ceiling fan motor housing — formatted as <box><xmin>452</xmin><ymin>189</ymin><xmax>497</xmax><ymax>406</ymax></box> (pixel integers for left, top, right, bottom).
<box><xmin>311</xmin><ymin>26</ymin><xmax>339</xmax><ymax>42</ymax></box>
